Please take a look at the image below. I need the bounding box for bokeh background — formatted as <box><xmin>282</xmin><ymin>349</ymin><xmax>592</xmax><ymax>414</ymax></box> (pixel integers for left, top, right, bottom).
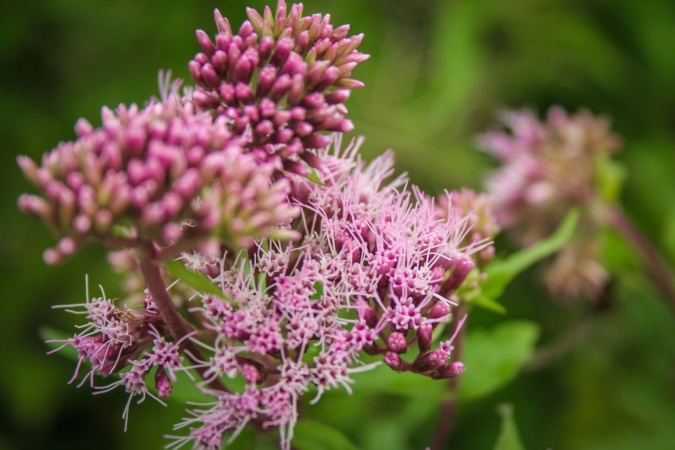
<box><xmin>3</xmin><ymin>0</ymin><xmax>675</xmax><ymax>449</ymax></box>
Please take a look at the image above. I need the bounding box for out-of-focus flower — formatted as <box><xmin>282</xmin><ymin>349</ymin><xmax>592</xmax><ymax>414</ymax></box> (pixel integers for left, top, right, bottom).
<box><xmin>479</xmin><ymin>106</ymin><xmax>621</xmax><ymax>300</ymax></box>
<box><xmin>189</xmin><ymin>0</ymin><xmax>369</xmax><ymax>173</ymax></box>
<box><xmin>18</xmin><ymin>93</ymin><xmax>300</xmax><ymax>263</ymax></box>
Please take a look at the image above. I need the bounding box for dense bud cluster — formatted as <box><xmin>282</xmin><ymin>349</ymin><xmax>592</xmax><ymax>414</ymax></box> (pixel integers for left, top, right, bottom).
<box><xmin>189</xmin><ymin>0</ymin><xmax>368</xmax><ymax>172</ymax></box>
<box><xmin>18</xmin><ymin>94</ymin><xmax>300</xmax><ymax>263</ymax></box>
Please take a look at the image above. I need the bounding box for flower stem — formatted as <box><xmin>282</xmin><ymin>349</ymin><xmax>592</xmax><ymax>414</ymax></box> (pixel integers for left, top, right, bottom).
<box><xmin>605</xmin><ymin>205</ymin><xmax>675</xmax><ymax>311</ymax></box>
<box><xmin>429</xmin><ymin>304</ymin><xmax>467</xmax><ymax>450</ymax></box>
<box><xmin>137</xmin><ymin>245</ymin><xmax>227</xmax><ymax>392</ymax></box>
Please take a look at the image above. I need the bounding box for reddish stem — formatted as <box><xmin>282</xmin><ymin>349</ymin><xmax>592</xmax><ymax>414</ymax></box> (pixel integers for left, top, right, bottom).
<box><xmin>429</xmin><ymin>304</ymin><xmax>467</xmax><ymax>450</ymax></box>
<box><xmin>137</xmin><ymin>245</ymin><xmax>227</xmax><ymax>392</ymax></box>
<box><xmin>605</xmin><ymin>205</ymin><xmax>675</xmax><ymax>311</ymax></box>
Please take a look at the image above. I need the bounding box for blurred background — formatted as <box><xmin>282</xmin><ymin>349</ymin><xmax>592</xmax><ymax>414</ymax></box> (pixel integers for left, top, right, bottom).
<box><xmin>2</xmin><ymin>0</ymin><xmax>675</xmax><ymax>448</ymax></box>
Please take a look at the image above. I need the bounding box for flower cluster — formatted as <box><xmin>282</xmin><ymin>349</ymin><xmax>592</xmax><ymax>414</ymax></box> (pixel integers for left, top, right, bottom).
<box><xmin>479</xmin><ymin>107</ymin><xmax>621</xmax><ymax>300</ymax></box>
<box><xmin>49</xmin><ymin>285</ymin><xmax>185</xmax><ymax>429</ymax></box>
<box><xmin>20</xmin><ymin>2</ymin><xmax>493</xmax><ymax>450</ymax></box>
<box><xmin>166</xmin><ymin>137</ymin><xmax>480</xmax><ymax>449</ymax></box>
<box><xmin>190</xmin><ymin>0</ymin><xmax>368</xmax><ymax>172</ymax></box>
<box><xmin>18</xmin><ymin>89</ymin><xmax>299</xmax><ymax>263</ymax></box>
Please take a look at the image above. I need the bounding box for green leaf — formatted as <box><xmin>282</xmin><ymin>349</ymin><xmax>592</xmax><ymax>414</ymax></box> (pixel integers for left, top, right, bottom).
<box><xmin>596</xmin><ymin>155</ymin><xmax>626</xmax><ymax>204</ymax></box>
<box><xmin>461</xmin><ymin>321</ymin><xmax>540</xmax><ymax>401</ymax></box>
<box><xmin>164</xmin><ymin>260</ymin><xmax>228</xmax><ymax>299</ymax></box>
<box><xmin>493</xmin><ymin>403</ymin><xmax>526</xmax><ymax>450</ymax></box>
<box><xmin>350</xmin><ymin>359</ymin><xmax>447</xmax><ymax>400</ymax></box>
<box><xmin>41</xmin><ymin>327</ymin><xmax>79</xmax><ymax>362</ymax></box>
<box><xmin>310</xmin><ymin>282</ymin><xmax>324</xmax><ymax>301</ymax></box>
<box><xmin>307</xmin><ymin>168</ymin><xmax>325</xmax><ymax>185</ymax></box>
<box><xmin>293</xmin><ymin>420</ymin><xmax>361</xmax><ymax>450</ymax></box>
<box><xmin>482</xmin><ymin>209</ymin><xmax>579</xmax><ymax>300</ymax></box>
<box><xmin>471</xmin><ymin>294</ymin><xmax>507</xmax><ymax>314</ymax></box>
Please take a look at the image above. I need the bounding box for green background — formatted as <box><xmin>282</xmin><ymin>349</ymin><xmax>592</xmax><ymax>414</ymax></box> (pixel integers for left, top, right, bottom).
<box><xmin>3</xmin><ymin>0</ymin><xmax>675</xmax><ymax>448</ymax></box>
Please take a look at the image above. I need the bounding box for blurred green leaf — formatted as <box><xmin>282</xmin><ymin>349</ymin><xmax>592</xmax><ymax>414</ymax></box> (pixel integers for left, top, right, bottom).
<box><xmin>350</xmin><ymin>361</ymin><xmax>446</xmax><ymax>400</ymax></box>
<box><xmin>493</xmin><ymin>403</ymin><xmax>526</xmax><ymax>450</ymax></box>
<box><xmin>164</xmin><ymin>260</ymin><xmax>228</xmax><ymax>299</ymax></box>
<box><xmin>293</xmin><ymin>420</ymin><xmax>361</xmax><ymax>450</ymax></box>
<box><xmin>472</xmin><ymin>294</ymin><xmax>507</xmax><ymax>314</ymax></box>
<box><xmin>482</xmin><ymin>209</ymin><xmax>579</xmax><ymax>300</ymax></box>
<box><xmin>596</xmin><ymin>155</ymin><xmax>626</xmax><ymax>204</ymax></box>
<box><xmin>461</xmin><ymin>321</ymin><xmax>540</xmax><ymax>401</ymax></box>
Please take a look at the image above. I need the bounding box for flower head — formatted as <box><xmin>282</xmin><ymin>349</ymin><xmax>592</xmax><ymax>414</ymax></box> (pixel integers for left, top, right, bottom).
<box><xmin>18</xmin><ymin>93</ymin><xmax>300</xmax><ymax>262</ymax></box>
<box><xmin>189</xmin><ymin>0</ymin><xmax>368</xmax><ymax>172</ymax></box>
<box><xmin>479</xmin><ymin>106</ymin><xmax>621</xmax><ymax>300</ymax></box>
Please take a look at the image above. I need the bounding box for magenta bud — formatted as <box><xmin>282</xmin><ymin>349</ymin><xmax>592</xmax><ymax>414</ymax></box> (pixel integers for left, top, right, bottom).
<box><xmin>336</xmin><ymin>78</ymin><xmax>365</xmax><ymax>89</ymax></box>
<box><xmin>238</xmin><ymin>20</ymin><xmax>254</xmax><ymax>39</ymax></box>
<box><xmin>258</xmin><ymin>36</ymin><xmax>275</xmax><ymax>63</ymax></box>
<box><xmin>255</xmin><ymin>120</ymin><xmax>274</xmax><ymax>138</ymax></box>
<box><xmin>269</xmin><ymin>74</ymin><xmax>293</xmax><ymax>102</ymax></box>
<box><xmin>412</xmin><ymin>348</ymin><xmax>448</xmax><ymax>373</ymax></box>
<box><xmin>218</xmin><ymin>83</ymin><xmax>236</xmax><ymax>105</ymax></box>
<box><xmin>193</xmin><ymin>52</ymin><xmax>209</xmax><ymax>66</ymax></box>
<box><xmin>288</xmin><ymin>73</ymin><xmax>304</xmax><ymax>106</ymax></box>
<box><xmin>388</xmin><ymin>332</ymin><xmax>408</xmax><ymax>354</ymax></box>
<box><xmin>243</xmin><ymin>105</ymin><xmax>260</xmax><ymax>123</ymax></box>
<box><xmin>324</xmin><ymin>89</ymin><xmax>351</xmax><ymax>105</ymax></box>
<box><xmin>417</xmin><ymin>325</ymin><xmax>433</xmax><ymax>353</ymax></box>
<box><xmin>433</xmin><ymin>361</ymin><xmax>465</xmax><ymax>380</ymax></box>
<box><xmin>290</xmin><ymin>107</ymin><xmax>306</xmax><ymax>121</ymax></box>
<box><xmin>43</xmin><ymin>248</ymin><xmax>62</xmax><ymax>265</ymax></box>
<box><xmin>94</xmin><ymin>209</ymin><xmax>113</xmax><ymax>232</ymax></box>
<box><xmin>302</xmin><ymin>92</ymin><xmax>326</xmax><ymax>110</ymax></box>
<box><xmin>210</xmin><ymin>50</ymin><xmax>228</xmax><ymax>76</ymax></box>
<box><xmin>275</xmin><ymin>128</ymin><xmax>294</xmax><ymax>144</ymax></box>
<box><xmin>282</xmin><ymin>53</ymin><xmax>307</xmax><ymax>77</ymax></box>
<box><xmin>214</xmin><ymin>9</ymin><xmax>232</xmax><ymax>35</ymax></box>
<box><xmin>73</xmin><ymin>214</ymin><xmax>92</xmax><ymax>234</ymax></box>
<box><xmin>295</xmin><ymin>30</ymin><xmax>310</xmax><ymax>54</ymax></box>
<box><xmin>331</xmin><ymin>24</ymin><xmax>350</xmax><ymax>41</ymax></box>
<box><xmin>256</xmin><ymin>66</ymin><xmax>277</xmax><ymax>97</ymax></box>
<box><xmin>188</xmin><ymin>60</ymin><xmax>205</xmax><ymax>85</ymax></box>
<box><xmin>173</xmin><ymin>168</ymin><xmax>201</xmax><ymax>199</ymax></box>
<box><xmin>428</xmin><ymin>301</ymin><xmax>451</xmax><ymax>320</ymax></box>
<box><xmin>272</xmin><ymin>38</ymin><xmax>294</xmax><ymax>67</ymax></box>
<box><xmin>18</xmin><ymin>194</ymin><xmax>52</xmax><ymax>219</ymax></box>
<box><xmin>17</xmin><ymin>155</ymin><xmax>41</xmax><ymax>187</ymax></box>
<box><xmin>302</xmin><ymin>133</ymin><xmax>331</xmax><ymax>149</ymax></box>
<box><xmin>294</xmin><ymin>122</ymin><xmax>313</xmax><ymax>137</ymax></box>
<box><xmin>74</xmin><ymin>118</ymin><xmax>94</xmax><ymax>137</ymax></box>
<box><xmin>242</xmin><ymin>363</ymin><xmax>260</xmax><ymax>384</ymax></box>
<box><xmin>58</xmin><ymin>237</ymin><xmax>78</xmax><ymax>256</ymax></box>
<box><xmin>155</xmin><ymin>366</ymin><xmax>173</xmax><ymax>397</ymax></box>
<box><xmin>234</xmin><ymin>57</ymin><xmax>254</xmax><ymax>83</ymax></box>
<box><xmin>162</xmin><ymin>223</ymin><xmax>183</xmax><ymax>243</ymax></box>
<box><xmin>215</xmin><ymin>32</ymin><xmax>232</xmax><ymax>52</ymax></box>
<box><xmin>200</xmin><ymin>63</ymin><xmax>221</xmax><ymax>90</ymax></box>
<box><xmin>196</xmin><ymin>30</ymin><xmax>216</xmax><ymax>57</ymax></box>
<box><xmin>193</xmin><ymin>89</ymin><xmax>220</xmax><ymax>109</ymax></box>
<box><xmin>337</xmin><ymin>61</ymin><xmax>358</xmax><ymax>79</ymax></box>
<box><xmin>235</xmin><ymin>82</ymin><xmax>254</xmax><ymax>103</ymax></box>
<box><xmin>246</xmin><ymin>8</ymin><xmax>264</xmax><ymax>32</ymax></box>
<box><xmin>384</xmin><ymin>351</ymin><xmax>402</xmax><ymax>371</ymax></box>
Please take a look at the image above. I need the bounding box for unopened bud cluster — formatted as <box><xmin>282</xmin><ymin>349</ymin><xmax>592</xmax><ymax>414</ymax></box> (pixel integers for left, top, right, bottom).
<box><xmin>190</xmin><ymin>1</ymin><xmax>368</xmax><ymax>173</ymax></box>
<box><xmin>18</xmin><ymin>93</ymin><xmax>299</xmax><ymax>263</ymax></box>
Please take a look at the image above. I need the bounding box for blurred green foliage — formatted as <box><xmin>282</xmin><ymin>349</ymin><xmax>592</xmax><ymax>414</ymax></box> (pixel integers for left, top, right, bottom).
<box><xmin>3</xmin><ymin>0</ymin><xmax>675</xmax><ymax>449</ymax></box>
